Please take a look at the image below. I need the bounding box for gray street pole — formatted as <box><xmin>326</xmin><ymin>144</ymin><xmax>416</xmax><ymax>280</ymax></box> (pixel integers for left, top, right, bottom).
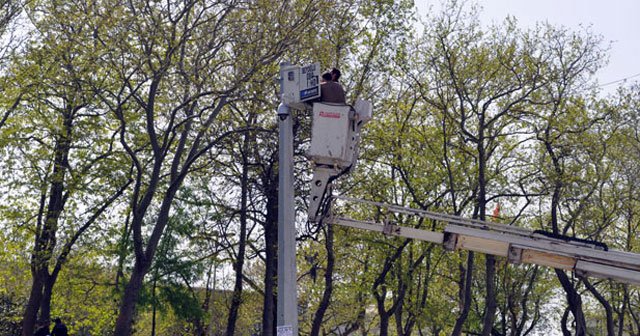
<box><xmin>277</xmin><ymin>63</ymin><xmax>298</xmax><ymax>336</ymax></box>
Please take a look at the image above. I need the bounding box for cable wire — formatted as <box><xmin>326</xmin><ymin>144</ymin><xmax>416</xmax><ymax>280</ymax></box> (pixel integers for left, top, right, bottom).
<box><xmin>598</xmin><ymin>72</ymin><xmax>640</xmax><ymax>87</ymax></box>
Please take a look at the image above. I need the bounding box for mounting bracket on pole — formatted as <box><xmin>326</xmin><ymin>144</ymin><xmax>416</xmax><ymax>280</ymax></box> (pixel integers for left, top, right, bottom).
<box><xmin>308</xmin><ymin>166</ymin><xmax>340</xmax><ymax>222</ymax></box>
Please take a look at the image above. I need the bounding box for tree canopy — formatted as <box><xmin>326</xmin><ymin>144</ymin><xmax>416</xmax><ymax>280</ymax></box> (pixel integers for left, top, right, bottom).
<box><xmin>1</xmin><ymin>0</ymin><xmax>639</xmax><ymax>335</ymax></box>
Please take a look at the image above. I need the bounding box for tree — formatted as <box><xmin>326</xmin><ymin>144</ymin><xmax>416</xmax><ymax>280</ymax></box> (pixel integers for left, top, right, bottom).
<box><xmin>0</xmin><ymin>1</ymin><xmax>132</xmax><ymax>334</ymax></box>
<box><xmin>0</xmin><ymin>0</ymin><xmax>23</xmax><ymax>131</ymax></box>
<box><xmin>2</xmin><ymin>0</ymin><xmax>635</xmax><ymax>334</ymax></box>
<box><xmin>82</xmin><ymin>0</ymin><xmax>321</xmax><ymax>333</ymax></box>
<box><xmin>529</xmin><ymin>23</ymin><xmax>608</xmax><ymax>334</ymax></box>
<box><xmin>413</xmin><ymin>4</ymin><xmax>564</xmax><ymax>333</ymax></box>
<box><xmin>601</xmin><ymin>82</ymin><xmax>640</xmax><ymax>335</ymax></box>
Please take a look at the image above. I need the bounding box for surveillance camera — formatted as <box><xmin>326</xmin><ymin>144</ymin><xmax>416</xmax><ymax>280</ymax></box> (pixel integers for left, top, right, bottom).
<box><xmin>277</xmin><ymin>103</ymin><xmax>290</xmax><ymax>120</ymax></box>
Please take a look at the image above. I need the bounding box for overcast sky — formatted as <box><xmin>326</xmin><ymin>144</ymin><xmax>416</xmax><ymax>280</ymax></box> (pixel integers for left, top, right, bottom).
<box><xmin>415</xmin><ymin>0</ymin><xmax>640</xmax><ymax>92</ymax></box>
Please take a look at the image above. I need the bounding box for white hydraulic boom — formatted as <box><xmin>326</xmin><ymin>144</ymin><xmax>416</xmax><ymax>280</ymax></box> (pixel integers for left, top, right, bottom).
<box><xmin>326</xmin><ymin>196</ymin><xmax>640</xmax><ymax>286</ymax></box>
<box><xmin>306</xmin><ymin>99</ymin><xmax>640</xmax><ymax>286</ymax></box>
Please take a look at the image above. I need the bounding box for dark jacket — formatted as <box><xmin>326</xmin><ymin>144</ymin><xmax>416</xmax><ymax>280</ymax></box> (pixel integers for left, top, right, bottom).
<box><xmin>33</xmin><ymin>326</ymin><xmax>49</xmax><ymax>336</ymax></box>
<box><xmin>51</xmin><ymin>323</ymin><xmax>68</xmax><ymax>336</ymax></box>
<box><xmin>320</xmin><ymin>81</ymin><xmax>346</xmax><ymax>104</ymax></box>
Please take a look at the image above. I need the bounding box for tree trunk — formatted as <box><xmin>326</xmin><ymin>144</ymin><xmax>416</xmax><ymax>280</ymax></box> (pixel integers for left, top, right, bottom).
<box><xmin>205</xmin><ymin>263</ymin><xmax>218</xmax><ymax>336</ymax></box>
<box><xmin>21</xmin><ymin>272</ymin><xmax>45</xmax><ymax>336</ymax></box>
<box><xmin>39</xmin><ymin>273</ymin><xmax>57</xmax><ymax>325</ymax></box>
<box><xmin>226</xmin><ymin>140</ymin><xmax>250</xmax><ymax>336</ymax></box>
<box><xmin>629</xmin><ymin>294</ymin><xmax>640</xmax><ymax>335</ymax></box>
<box><xmin>22</xmin><ymin>112</ymin><xmax>72</xmax><ymax>336</ymax></box>
<box><xmin>262</xmin><ymin>201</ymin><xmax>277</xmax><ymax>336</ymax></box>
<box><xmin>371</xmin><ymin>240</ymin><xmax>411</xmax><ymax>336</ymax></box>
<box><xmin>378</xmin><ymin>308</ymin><xmax>390</xmax><ymax>336</ymax></box>
<box><xmin>482</xmin><ymin>254</ymin><xmax>497</xmax><ymax>335</ymax></box>
<box><xmin>560</xmin><ymin>307</ymin><xmax>571</xmax><ymax>336</ymax></box>
<box><xmin>260</xmin><ymin>155</ymin><xmax>279</xmax><ymax>336</ymax></box>
<box><xmin>151</xmin><ymin>278</ymin><xmax>157</xmax><ymax>336</ymax></box>
<box><xmin>114</xmin><ymin>263</ymin><xmax>149</xmax><ymax>335</ymax></box>
<box><xmin>617</xmin><ymin>286</ymin><xmax>627</xmax><ymax>336</ymax></box>
<box><xmin>113</xmin><ymin>129</ymin><xmax>191</xmax><ymax>335</ymax></box>
<box><xmin>555</xmin><ymin>270</ymin><xmax>586</xmax><ymax>335</ymax></box>
<box><xmin>584</xmin><ymin>279</ymin><xmax>614</xmax><ymax>336</ymax></box>
<box><xmin>310</xmin><ymin>224</ymin><xmax>335</xmax><ymax>336</ymax></box>
<box><xmin>451</xmin><ymin>251</ymin><xmax>474</xmax><ymax>336</ymax></box>
<box><xmin>546</xmin><ymin>140</ymin><xmax>587</xmax><ymax>335</ymax></box>
<box><xmin>394</xmin><ymin>300</ymin><xmax>404</xmax><ymax>336</ymax></box>
<box><xmin>478</xmin><ymin>131</ymin><xmax>496</xmax><ymax>336</ymax></box>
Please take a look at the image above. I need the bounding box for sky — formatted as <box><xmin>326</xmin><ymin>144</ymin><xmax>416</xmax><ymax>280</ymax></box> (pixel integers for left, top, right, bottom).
<box><xmin>415</xmin><ymin>0</ymin><xmax>640</xmax><ymax>92</ymax></box>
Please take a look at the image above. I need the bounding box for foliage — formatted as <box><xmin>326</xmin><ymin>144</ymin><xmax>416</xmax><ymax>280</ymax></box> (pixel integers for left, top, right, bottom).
<box><xmin>1</xmin><ymin>0</ymin><xmax>640</xmax><ymax>335</ymax></box>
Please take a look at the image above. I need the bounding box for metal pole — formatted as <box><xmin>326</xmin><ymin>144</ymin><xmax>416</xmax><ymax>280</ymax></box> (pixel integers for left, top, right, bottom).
<box><xmin>277</xmin><ymin>63</ymin><xmax>298</xmax><ymax>336</ymax></box>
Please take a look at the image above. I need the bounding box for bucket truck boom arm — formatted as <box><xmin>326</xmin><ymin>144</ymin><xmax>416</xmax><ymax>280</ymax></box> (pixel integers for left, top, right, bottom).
<box><xmin>306</xmin><ymin>97</ymin><xmax>640</xmax><ymax>286</ymax></box>
<box><xmin>326</xmin><ymin>196</ymin><xmax>640</xmax><ymax>286</ymax></box>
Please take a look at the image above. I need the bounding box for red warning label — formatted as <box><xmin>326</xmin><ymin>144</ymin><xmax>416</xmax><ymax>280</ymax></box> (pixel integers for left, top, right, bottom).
<box><xmin>319</xmin><ymin>111</ymin><xmax>342</xmax><ymax>119</ymax></box>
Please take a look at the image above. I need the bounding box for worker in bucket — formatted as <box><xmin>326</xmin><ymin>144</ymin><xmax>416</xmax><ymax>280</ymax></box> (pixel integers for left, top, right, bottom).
<box><xmin>319</xmin><ymin>70</ymin><xmax>345</xmax><ymax>104</ymax></box>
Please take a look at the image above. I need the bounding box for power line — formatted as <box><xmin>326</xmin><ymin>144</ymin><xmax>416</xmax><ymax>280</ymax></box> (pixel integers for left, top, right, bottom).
<box><xmin>598</xmin><ymin>72</ymin><xmax>640</xmax><ymax>87</ymax></box>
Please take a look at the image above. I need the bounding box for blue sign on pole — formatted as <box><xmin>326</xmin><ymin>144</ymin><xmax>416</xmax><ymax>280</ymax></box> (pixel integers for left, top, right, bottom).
<box><xmin>300</xmin><ymin>87</ymin><xmax>319</xmax><ymax>101</ymax></box>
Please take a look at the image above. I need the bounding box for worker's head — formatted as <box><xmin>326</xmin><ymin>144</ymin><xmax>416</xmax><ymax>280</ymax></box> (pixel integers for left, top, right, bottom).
<box><xmin>54</xmin><ymin>318</ymin><xmax>62</xmax><ymax>324</ymax></box>
<box><xmin>321</xmin><ymin>72</ymin><xmax>332</xmax><ymax>82</ymax></box>
<box><xmin>331</xmin><ymin>68</ymin><xmax>341</xmax><ymax>81</ymax></box>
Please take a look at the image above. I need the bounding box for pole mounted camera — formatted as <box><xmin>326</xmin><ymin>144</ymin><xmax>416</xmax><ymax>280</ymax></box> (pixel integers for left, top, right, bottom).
<box><xmin>279</xmin><ymin>62</ymin><xmax>321</xmax><ymax>109</ymax></box>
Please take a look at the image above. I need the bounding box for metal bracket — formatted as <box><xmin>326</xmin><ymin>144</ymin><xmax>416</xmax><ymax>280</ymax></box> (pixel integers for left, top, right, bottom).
<box><xmin>308</xmin><ymin>166</ymin><xmax>341</xmax><ymax>222</ymax></box>
<box><xmin>443</xmin><ymin>232</ymin><xmax>458</xmax><ymax>251</ymax></box>
<box><xmin>507</xmin><ymin>246</ymin><xmax>523</xmax><ymax>264</ymax></box>
<box><xmin>382</xmin><ymin>220</ymin><xmax>401</xmax><ymax>236</ymax></box>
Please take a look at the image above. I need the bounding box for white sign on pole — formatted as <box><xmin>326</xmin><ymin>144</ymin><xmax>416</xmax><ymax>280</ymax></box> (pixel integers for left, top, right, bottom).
<box><xmin>277</xmin><ymin>325</ymin><xmax>293</xmax><ymax>336</ymax></box>
<box><xmin>280</xmin><ymin>65</ymin><xmax>300</xmax><ymax>106</ymax></box>
<box><xmin>298</xmin><ymin>62</ymin><xmax>320</xmax><ymax>102</ymax></box>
